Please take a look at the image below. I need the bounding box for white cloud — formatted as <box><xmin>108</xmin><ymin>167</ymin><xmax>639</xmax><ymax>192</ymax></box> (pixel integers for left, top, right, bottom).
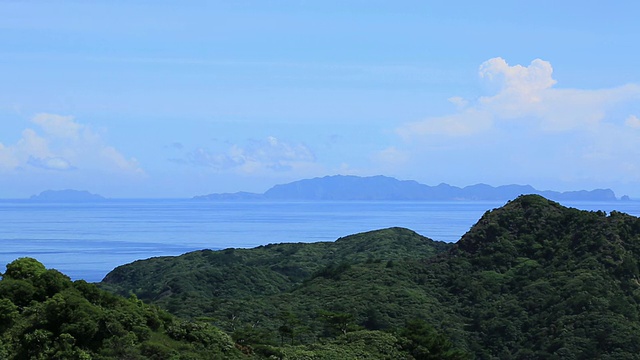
<box><xmin>392</xmin><ymin>57</ymin><xmax>640</xmax><ymax>192</ymax></box>
<box><xmin>398</xmin><ymin>109</ymin><xmax>492</xmax><ymax>138</ymax></box>
<box><xmin>101</xmin><ymin>146</ymin><xmax>143</xmax><ymax>174</ymax></box>
<box><xmin>185</xmin><ymin>136</ymin><xmax>316</xmax><ymax>173</ymax></box>
<box><xmin>31</xmin><ymin>113</ymin><xmax>82</xmax><ymax>139</ymax></box>
<box><xmin>448</xmin><ymin>96</ymin><xmax>468</xmax><ymax>108</ymax></box>
<box><xmin>477</xmin><ymin>58</ymin><xmax>556</xmax><ymax>121</ymax></box>
<box><xmin>0</xmin><ymin>129</ymin><xmax>52</xmax><ymax>169</ymax></box>
<box><xmin>27</xmin><ymin>156</ymin><xmax>75</xmax><ymax>171</ymax></box>
<box><xmin>625</xmin><ymin>115</ymin><xmax>640</xmax><ymax>129</ymax></box>
<box><xmin>479</xmin><ymin>57</ymin><xmax>556</xmax><ymax>94</ymax></box>
<box><xmin>17</xmin><ymin>129</ymin><xmax>51</xmax><ymax>159</ymax></box>
<box><xmin>398</xmin><ymin>57</ymin><xmax>640</xmax><ymax>138</ymax></box>
<box><xmin>0</xmin><ymin>142</ymin><xmax>19</xmax><ymax>170</ymax></box>
<box><xmin>0</xmin><ymin>114</ymin><xmax>143</xmax><ymax>175</ymax></box>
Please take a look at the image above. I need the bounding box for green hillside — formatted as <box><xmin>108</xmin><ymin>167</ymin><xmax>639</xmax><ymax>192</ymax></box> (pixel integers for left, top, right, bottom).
<box><xmin>0</xmin><ymin>258</ymin><xmax>245</xmax><ymax>359</ymax></box>
<box><xmin>441</xmin><ymin>195</ymin><xmax>640</xmax><ymax>358</ymax></box>
<box><xmin>100</xmin><ymin>195</ymin><xmax>640</xmax><ymax>359</ymax></box>
<box><xmin>101</xmin><ymin>227</ymin><xmax>451</xmax><ymax>319</ymax></box>
<box><xmin>0</xmin><ymin>256</ymin><xmax>465</xmax><ymax>359</ymax></box>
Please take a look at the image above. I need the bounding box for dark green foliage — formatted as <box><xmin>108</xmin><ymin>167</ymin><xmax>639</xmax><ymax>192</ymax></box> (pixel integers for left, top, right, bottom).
<box><xmin>101</xmin><ymin>227</ymin><xmax>450</xmax><ymax>321</ymax></box>
<box><xmin>0</xmin><ymin>299</ymin><xmax>18</xmax><ymax>332</ymax></box>
<box><xmin>101</xmin><ymin>195</ymin><xmax>640</xmax><ymax>359</ymax></box>
<box><xmin>100</xmin><ymin>227</ymin><xmax>465</xmax><ymax>357</ymax></box>
<box><xmin>318</xmin><ymin>310</ymin><xmax>359</xmax><ymax>336</ymax></box>
<box><xmin>310</xmin><ymin>262</ymin><xmax>351</xmax><ymax>280</ymax></box>
<box><xmin>0</xmin><ymin>278</ymin><xmax>37</xmax><ymax>307</ymax></box>
<box><xmin>0</xmin><ymin>258</ymin><xmax>245</xmax><ymax>359</ymax></box>
<box><xmin>438</xmin><ymin>195</ymin><xmax>640</xmax><ymax>358</ymax></box>
<box><xmin>398</xmin><ymin>319</ymin><xmax>471</xmax><ymax>360</ymax></box>
<box><xmin>3</xmin><ymin>257</ymin><xmax>47</xmax><ymax>280</ymax></box>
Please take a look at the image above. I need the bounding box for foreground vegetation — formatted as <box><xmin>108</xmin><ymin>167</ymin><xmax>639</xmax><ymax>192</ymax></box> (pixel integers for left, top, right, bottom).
<box><xmin>5</xmin><ymin>195</ymin><xmax>640</xmax><ymax>358</ymax></box>
<box><xmin>0</xmin><ymin>257</ymin><xmax>245</xmax><ymax>359</ymax></box>
<box><xmin>103</xmin><ymin>195</ymin><xmax>640</xmax><ymax>359</ymax></box>
<box><xmin>0</xmin><ymin>231</ymin><xmax>466</xmax><ymax>358</ymax></box>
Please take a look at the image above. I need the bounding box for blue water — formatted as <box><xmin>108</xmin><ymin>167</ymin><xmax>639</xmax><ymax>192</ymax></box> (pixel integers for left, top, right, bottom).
<box><xmin>1</xmin><ymin>199</ymin><xmax>639</xmax><ymax>282</ymax></box>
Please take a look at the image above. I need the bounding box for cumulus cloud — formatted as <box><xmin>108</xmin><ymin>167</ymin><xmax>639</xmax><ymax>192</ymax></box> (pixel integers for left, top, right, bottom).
<box><xmin>0</xmin><ymin>143</ymin><xmax>19</xmax><ymax>170</ymax></box>
<box><xmin>31</xmin><ymin>113</ymin><xmax>82</xmax><ymax>139</ymax></box>
<box><xmin>479</xmin><ymin>57</ymin><xmax>556</xmax><ymax>94</ymax></box>
<box><xmin>185</xmin><ymin>136</ymin><xmax>316</xmax><ymax>173</ymax></box>
<box><xmin>27</xmin><ymin>156</ymin><xmax>75</xmax><ymax>171</ymax></box>
<box><xmin>398</xmin><ymin>57</ymin><xmax>640</xmax><ymax>137</ymax></box>
<box><xmin>0</xmin><ymin>114</ymin><xmax>143</xmax><ymax>175</ymax></box>
<box><xmin>391</xmin><ymin>58</ymin><xmax>640</xmax><ymax>192</ymax></box>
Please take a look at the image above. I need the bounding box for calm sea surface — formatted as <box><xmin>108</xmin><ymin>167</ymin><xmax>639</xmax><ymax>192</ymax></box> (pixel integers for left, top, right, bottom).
<box><xmin>1</xmin><ymin>199</ymin><xmax>639</xmax><ymax>282</ymax></box>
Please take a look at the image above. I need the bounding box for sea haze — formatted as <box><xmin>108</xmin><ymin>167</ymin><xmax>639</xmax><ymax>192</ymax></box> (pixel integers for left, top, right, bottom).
<box><xmin>2</xmin><ymin>199</ymin><xmax>639</xmax><ymax>282</ymax></box>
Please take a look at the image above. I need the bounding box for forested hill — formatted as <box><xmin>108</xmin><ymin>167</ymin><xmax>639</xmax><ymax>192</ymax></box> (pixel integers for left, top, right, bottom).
<box><xmin>439</xmin><ymin>195</ymin><xmax>640</xmax><ymax>357</ymax></box>
<box><xmin>101</xmin><ymin>227</ymin><xmax>452</xmax><ymax>318</ymax></box>
<box><xmin>0</xmin><ymin>258</ymin><xmax>245</xmax><ymax>359</ymax></box>
<box><xmin>101</xmin><ymin>195</ymin><xmax>640</xmax><ymax>359</ymax></box>
<box><xmin>1</xmin><ymin>232</ymin><xmax>464</xmax><ymax>359</ymax></box>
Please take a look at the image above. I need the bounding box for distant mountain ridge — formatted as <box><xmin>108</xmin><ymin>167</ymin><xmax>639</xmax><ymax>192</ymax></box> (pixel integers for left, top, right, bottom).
<box><xmin>194</xmin><ymin>175</ymin><xmax>619</xmax><ymax>201</ymax></box>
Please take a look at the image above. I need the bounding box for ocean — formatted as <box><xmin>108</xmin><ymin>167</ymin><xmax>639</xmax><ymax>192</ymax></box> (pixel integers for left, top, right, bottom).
<box><xmin>2</xmin><ymin>199</ymin><xmax>639</xmax><ymax>282</ymax></box>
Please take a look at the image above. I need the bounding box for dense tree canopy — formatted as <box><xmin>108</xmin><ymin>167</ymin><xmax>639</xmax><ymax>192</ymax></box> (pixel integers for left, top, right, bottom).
<box><xmin>0</xmin><ymin>258</ymin><xmax>245</xmax><ymax>359</ymax></box>
<box><xmin>6</xmin><ymin>195</ymin><xmax>640</xmax><ymax>358</ymax></box>
<box><xmin>102</xmin><ymin>195</ymin><xmax>640</xmax><ymax>359</ymax></box>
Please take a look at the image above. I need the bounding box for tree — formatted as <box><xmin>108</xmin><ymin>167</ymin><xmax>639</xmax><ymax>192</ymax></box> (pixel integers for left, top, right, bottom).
<box><xmin>0</xmin><ymin>278</ymin><xmax>37</xmax><ymax>307</ymax></box>
<box><xmin>399</xmin><ymin>320</ymin><xmax>470</xmax><ymax>360</ymax></box>
<box><xmin>319</xmin><ymin>310</ymin><xmax>358</xmax><ymax>337</ymax></box>
<box><xmin>0</xmin><ymin>298</ymin><xmax>18</xmax><ymax>332</ymax></box>
<box><xmin>3</xmin><ymin>257</ymin><xmax>47</xmax><ymax>280</ymax></box>
<box><xmin>34</xmin><ymin>269</ymin><xmax>72</xmax><ymax>300</ymax></box>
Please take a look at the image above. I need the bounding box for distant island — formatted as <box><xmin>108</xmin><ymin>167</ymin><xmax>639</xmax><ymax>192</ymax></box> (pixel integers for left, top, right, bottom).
<box><xmin>29</xmin><ymin>189</ymin><xmax>106</xmax><ymax>202</ymax></box>
<box><xmin>194</xmin><ymin>175</ymin><xmax>621</xmax><ymax>202</ymax></box>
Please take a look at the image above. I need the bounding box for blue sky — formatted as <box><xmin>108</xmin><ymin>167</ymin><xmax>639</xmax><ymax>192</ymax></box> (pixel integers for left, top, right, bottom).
<box><xmin>1</xmin><ymin>1</ymin><xmax>640</xmax><ymax>198</ymax></box>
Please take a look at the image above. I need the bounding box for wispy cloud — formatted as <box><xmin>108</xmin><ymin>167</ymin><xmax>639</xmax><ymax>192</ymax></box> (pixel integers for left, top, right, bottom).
<box><xmin>372</xmin><ymin>146</ymin><xmax>409</xmax><ymax>171</ymax></box>
<box><xmin>397</xmin><ymin>109</ymin><xmax>493</xmax><ymax>138</ymax></box>
<box><xmin>0</xmin><ymin>114</ymin><xmax>143</xmax><ymax>175</ymax></box>
<box><xmin>27</xmin><ymin>156</ymin><xmax>75</xmax><ymax>171</ymax></box>
<box><xmin>166</xmin><ymin>142</ymin><xmax>184</xmax><ymax>150</ymax></box>
<box><xmin>182</xmin><ymin>136</ymin><xmax>316</xmax><ymax>173</ymax></box>
<box><xmin>625</xmin><ymin>115</ymin><xmax>640</xmax><ymax>129</ymax></box>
